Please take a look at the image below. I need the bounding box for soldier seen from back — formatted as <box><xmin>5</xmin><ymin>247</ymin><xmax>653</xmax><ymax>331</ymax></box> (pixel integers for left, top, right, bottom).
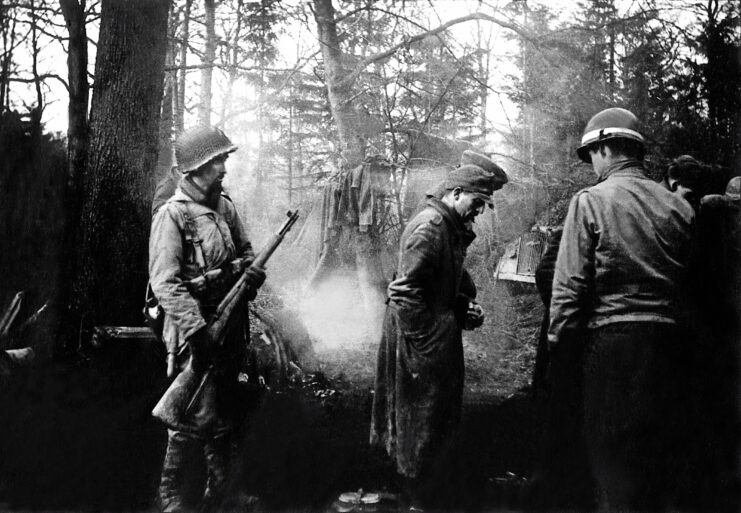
<box><xmin>548</xmin><ymin>108</ymin><xmax>695</xmax><ymax>511</ymax></box>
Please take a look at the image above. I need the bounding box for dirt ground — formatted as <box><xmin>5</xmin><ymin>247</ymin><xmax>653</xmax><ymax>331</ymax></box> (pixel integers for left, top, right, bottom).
<box><xmin>0</xmin><ymin>281</ymin><xmax>544</xmax><ymax>513</ymax></box>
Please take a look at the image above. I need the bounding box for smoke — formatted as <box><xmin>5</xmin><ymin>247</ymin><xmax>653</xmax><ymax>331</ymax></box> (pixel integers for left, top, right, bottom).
<box><xmin>294</xmin><ymin>273</ymin><xmax>385</xmax><ymax>353</ymax></box>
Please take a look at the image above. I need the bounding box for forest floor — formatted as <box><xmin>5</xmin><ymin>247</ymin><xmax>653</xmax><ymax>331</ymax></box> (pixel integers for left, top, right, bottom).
<box><xmin>0</xmin><ymin>281</ymin><xmax>544</xmax><ymax>513</ymax></box>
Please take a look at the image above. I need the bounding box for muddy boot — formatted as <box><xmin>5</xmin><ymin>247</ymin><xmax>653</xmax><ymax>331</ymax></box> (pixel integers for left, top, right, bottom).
<box><xmin>200</xmin><ymin>434</ymin><xmax>231</xmax><ymax>512</ymax></box>
<box><xmin>158</xmin><ymin>430</ymin><xmax>192</xmax><ymax>513</ymax></box>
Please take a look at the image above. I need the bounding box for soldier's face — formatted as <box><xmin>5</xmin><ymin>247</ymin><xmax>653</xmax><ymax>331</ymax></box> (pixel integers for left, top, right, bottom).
<box><xmin>201</xmin><ymin>155</ymin><xmax>228</xmax><ymax>192</ymax></box>
<box><xmin>454</xmin><ymin>190</ymin><xmax>486</xmax><ymax>223</ymax></box>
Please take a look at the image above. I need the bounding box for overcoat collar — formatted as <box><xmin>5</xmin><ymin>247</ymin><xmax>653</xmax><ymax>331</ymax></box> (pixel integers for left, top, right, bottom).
<box><xmin>426</xmin><ymin>197</ymin><xmax>475</xmax><ymax>244</ymax></box>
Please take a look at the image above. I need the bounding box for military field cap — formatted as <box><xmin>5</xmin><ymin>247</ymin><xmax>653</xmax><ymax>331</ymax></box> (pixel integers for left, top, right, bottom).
<box><xmin>445</xmin><ymin>164</ymin><xmax>505</xmax><ymax>208</ymax></box>
<box><xmin>460</xmin><ymin>150</ymin><xmax>508</xmax><ymax>189</ymax></box>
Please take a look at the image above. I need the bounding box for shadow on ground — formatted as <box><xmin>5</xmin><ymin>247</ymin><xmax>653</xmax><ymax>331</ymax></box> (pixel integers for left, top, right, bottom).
<box><xmin>0</xmin><ymin>339</ymin><xmax>536</xmax><ymax>512</ymax></box>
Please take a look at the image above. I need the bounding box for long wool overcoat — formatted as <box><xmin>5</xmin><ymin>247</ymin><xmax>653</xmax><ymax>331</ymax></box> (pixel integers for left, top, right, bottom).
<box><xmin>370</xmin><ymin>197</ymin><xmax>474</xmax><ymax>478</ymax></box>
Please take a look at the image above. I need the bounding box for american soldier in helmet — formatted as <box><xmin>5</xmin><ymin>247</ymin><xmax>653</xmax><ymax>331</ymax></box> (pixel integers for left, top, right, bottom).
<box><xmin>149</xmin><ymin>125</ymin><xmax>266</xmax><ymax>512</ymax></box>
<box><xmin>548</xmin><ymin>108</ymin><xmax>695</xmax><ymax>511</ymax></box>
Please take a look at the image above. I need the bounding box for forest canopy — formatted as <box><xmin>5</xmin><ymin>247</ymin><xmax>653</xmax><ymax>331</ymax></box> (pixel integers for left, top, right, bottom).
<box><xmin>0</xmin><ymin>0</ymin><xmax>738</xmax><ymax>341</ymax></box>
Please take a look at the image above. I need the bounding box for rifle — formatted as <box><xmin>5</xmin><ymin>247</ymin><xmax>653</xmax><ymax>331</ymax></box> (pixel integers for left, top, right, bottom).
<box><xmin>152</xmin><ymin>210</ymin><xmax>300</xmax><ymax>429</ymax></box>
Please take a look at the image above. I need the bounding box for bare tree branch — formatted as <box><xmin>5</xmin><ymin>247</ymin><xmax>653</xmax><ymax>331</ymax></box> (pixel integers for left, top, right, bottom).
<box><xmin>9</xmin><ymin>73</ymin><xmax>69</xmax><ymax>91</ymax></box>
<box><xmin>165</xmin><ymin>63</ymin><xmax>301</xmax><ymax>73</ymax></box>
<box><xmin>338</xmin><ymin>12</ymin><xmax>534</xmax><ymax>89</ymax></box>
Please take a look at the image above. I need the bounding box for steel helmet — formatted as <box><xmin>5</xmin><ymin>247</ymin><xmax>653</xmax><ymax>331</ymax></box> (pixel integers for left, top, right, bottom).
<box><xmin>577</xmin><ymin>107</ymin><xmax>645</xmax><ymax>163</ymax></box>
<box><xmin>174</xmin><ymin>125</ymin><xmax>238</xmax><ymax>173</ymax></box>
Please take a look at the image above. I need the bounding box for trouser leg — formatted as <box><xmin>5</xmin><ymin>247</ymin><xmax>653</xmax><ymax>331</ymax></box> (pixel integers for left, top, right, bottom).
<box><xmin>200</xmin><ymin>433</ymin><xmax>232</xmax><ymax>512</ymax></box>
<box><xmin>583</xmin><ymin>323</ymin><xmax>680</xmax><ymax>512</ymax></box>
<box><xmin>159</xmin><ymin>429</ymin><xmax>193</xmax><ymax>513</ymax></box>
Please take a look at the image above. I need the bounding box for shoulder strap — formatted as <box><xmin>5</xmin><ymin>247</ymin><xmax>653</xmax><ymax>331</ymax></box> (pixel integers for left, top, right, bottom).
<box><xmin>170</xmin><ymin>201</ymin><xmax>207</xmax><ymax>275</ymax></box>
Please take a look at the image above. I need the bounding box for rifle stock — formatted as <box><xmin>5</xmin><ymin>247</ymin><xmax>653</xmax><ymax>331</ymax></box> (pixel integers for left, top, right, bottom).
<box><xmin>152</xmin><ymin>210</ymin><xmax>300</xmax><ymax>429</ymax></box>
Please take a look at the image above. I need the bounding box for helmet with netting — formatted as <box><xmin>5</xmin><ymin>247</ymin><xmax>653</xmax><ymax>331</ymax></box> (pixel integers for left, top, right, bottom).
<box><xmin>174</xmin><ymin>126</ymin><xmax>238</xmax><ymax>173</ymax></box>
<box><xmin>577</xmin><ymin>107</ymin><xmax>645</xmax><ymax>163</ymax></box>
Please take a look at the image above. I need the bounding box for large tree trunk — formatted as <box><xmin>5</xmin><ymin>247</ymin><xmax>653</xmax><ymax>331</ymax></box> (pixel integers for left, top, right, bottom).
<box><xmin>59</xmin><ymin>0</ymin><xmax>90</xmax><ymax>349</ymax></box>
<box><xmin>312</xmin><ymin>0</ymin><xmax>365</xmax><ymax>167</ymax></box>
<box><xmin>69</xmin><ymin>0</ymin><xmax>170</xmax><ymax>331</ymax></box>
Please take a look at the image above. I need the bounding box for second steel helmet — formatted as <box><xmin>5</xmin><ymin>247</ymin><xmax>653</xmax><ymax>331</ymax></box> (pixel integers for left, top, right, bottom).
<box><xmin>174</xmin><ymin>126</ymin><xmax>238</xmax><ymax>173</ymax></box>
<box><xmin>577</xmin><ymin>107</ymin><xmax>645</xmax><ymax>163</ymax></box>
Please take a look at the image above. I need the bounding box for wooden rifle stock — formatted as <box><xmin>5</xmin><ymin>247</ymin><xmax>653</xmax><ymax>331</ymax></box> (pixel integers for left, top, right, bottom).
<box><xmin>152</xmin><ymin>210</ymin><xmax>300</xmax><ymax>429</ymax></box>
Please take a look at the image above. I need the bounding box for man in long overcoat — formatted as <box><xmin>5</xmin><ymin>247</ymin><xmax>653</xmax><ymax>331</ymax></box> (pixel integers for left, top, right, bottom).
<box><xmin>370</xmin><ymin>155</ymin><xmax>507</xmax><ymax>507</ymax></box>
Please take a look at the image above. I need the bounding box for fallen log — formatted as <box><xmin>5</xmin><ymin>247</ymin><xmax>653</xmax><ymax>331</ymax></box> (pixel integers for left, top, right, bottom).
<box><xmin>90</xmin><ymin>326</ymin><xmax>158</xmax><ymax>348</ymax></box>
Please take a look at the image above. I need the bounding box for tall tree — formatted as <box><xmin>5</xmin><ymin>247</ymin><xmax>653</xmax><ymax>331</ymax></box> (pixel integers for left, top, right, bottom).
<box><xmin>244</xmin><ymin>0</ymin><xmax>281</xmax><ymax>183</ymax></box>
<box><xmin>69</xmin><ymin>0</ymin><xmax>170</xmax><ymax>333</ymax></box>
<box><xmin>59</xmin><ymin>0</ymin><xmax>89</xmax><ymax>193</ymax></box>
<box><xmin>695</xmin><ymin>0</ymin><xmax>740</xmax><ymax>167</ymax></box>
<box><xmin>0</xmin><ymin>5</ymin><xmax>18</xmax><ymax>112</ymax></box>
<box><xmin>310</xmin><ymin>0</ymin><xmax>530</xmax><ymax>168</ymax></box>
<box><xmin>312</xmin><ymin>0</ymin><xmax>367</xmax><ymax>167</ymax></box>
<box><xmin>198</xmin><ymin>0</ymin><xmax>216</xmax><ymax>125</ymax></box>
<box><xmin>174</xmin><ymin>0</ymin><xmax>192</xmax><ymax>133</ymax></box>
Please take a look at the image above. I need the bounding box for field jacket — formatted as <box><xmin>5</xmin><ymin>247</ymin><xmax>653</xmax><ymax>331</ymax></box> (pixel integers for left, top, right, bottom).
<box><xmin>548</xmin><ymin>160</ymin><xmax>694</xmax><ymax>345</ymax></box>
<box><xmin>149</xmin><ymin>178</ymin><xmax>254</xmax><ymax>352</ymax></box>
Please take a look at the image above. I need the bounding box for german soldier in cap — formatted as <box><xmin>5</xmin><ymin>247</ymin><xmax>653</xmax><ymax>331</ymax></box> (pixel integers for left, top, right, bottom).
<box><xmin>149</xmin><ymin>126</ymin><xmax>266</xmax><ymax>512</ymax></box>
<box><xmin>370</xmin><ymin>154</ymin><xmax>507</xmax><ymax>508</ymax></box>
<box><xmin>548</xmin><ymin>108</ymin><xmax>695</xmax><ymax>510</ymax></box>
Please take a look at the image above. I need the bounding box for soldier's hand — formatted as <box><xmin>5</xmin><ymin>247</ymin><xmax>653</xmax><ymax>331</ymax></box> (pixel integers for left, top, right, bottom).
<box><xmin>464</xmin><ymin>302</ymin><xmax>485</xmax><ymax>330</ymax></box>
<box><xmin>244</xmin><ymin>265</ymin><xmax>266</xmax><ymax>289</ymax></box>
<box><xmin>188</xmin><ymin>328</ymin><xmax>213</xmax><ymax>373</ymax></box>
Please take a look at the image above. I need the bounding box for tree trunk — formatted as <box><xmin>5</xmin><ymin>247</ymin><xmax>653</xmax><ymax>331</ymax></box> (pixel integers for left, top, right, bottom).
<box><xmin>59</xmin><ymin>0</ymin><xmax>90</xmax><ymax>347</ymax></box>
<box><xmin>198</xmin><ymin>0</ymin><xmax>216</xmax><ymax>125</ymax></box>
<box><xmin>312</xmin><ymin>0</ymin><xmax>365</xmax><ymax>167</ymax></box>
<box><xmin>476</xmin><ymin>39</ymin><xmax>490</xmax><ymax>143</ymax></box>
<box><xmin>60</xmin><ymin>0</ymin><xmax>89</xmax><ymax>192</ymax></box>
<box><xmin>69</xmin><ymin>0</ymin><xmax>170</xmax><ymax>331</ymax></box>
<box><xmin>218</xmin><ymin>0</ymin><xmax>243</xmax><ymax>131</ymax></box>
<box><xmin>156</xmin><ymin>2</ymin><xmax>177</xmax><ymax>180</ymax></box>
<box><xmin>175</xmin><ymin>0</ymin><xmax>192</xmax><ymax>133</ymax></box>
<box><xmin>0</xmin><ymin>13</ymin><xmax>17</xmax><ymax>114</ymax></box>
<box><xmin>29</xmin><ymin>0</ymin><xmax>43</xmax><ymax>138</ymax></box>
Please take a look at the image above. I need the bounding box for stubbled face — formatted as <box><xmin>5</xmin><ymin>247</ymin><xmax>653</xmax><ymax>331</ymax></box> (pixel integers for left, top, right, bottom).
<box><xmin>453</xmin><ymin>189</ymin><xmax>487</xmax><ymax>223</ymax></box>
<box><xmin>199</xmin><ymin>154</ymin><xmax>228</xmax><ymax>192</ymax></box>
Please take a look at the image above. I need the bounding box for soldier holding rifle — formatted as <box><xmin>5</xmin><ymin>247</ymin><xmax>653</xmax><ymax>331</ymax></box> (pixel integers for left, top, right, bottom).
<box><xmin>149</xmin><ymin>126</ymin><xmax>266</xmax><ymax>513</ymax></box>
